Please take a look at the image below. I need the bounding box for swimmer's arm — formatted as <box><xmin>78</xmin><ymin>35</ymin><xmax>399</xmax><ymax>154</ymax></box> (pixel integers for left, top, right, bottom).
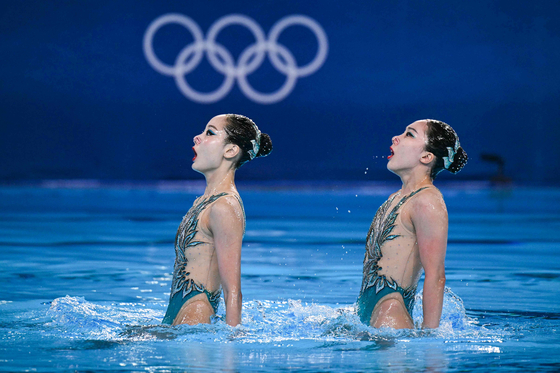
<box><xmin>412</xmin><ymin>194</ymin><xmax>448</xmax><ymax>329</ymax></box>
<box><xmin>209</xmin><ymin>198</ymin><xmax>244</xmax><ymax>327</ymax></box>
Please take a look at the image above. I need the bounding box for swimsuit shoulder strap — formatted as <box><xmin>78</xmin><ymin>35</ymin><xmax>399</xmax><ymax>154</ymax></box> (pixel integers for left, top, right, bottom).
<box><xmin>391</xmin><ymin>186</ymin><xmax>431</xmax><ymax>235</ymax></box>
<box><xmin>385</xmin><ymin>187</ymin><xmax>431</xmax><ymax>226</ymax></box>
<box><xmin>394</xmin><ymin>186</ymin><xmax>430</xmax><ymax>210</ymax></box>
<box><xmin>231</xmin><ymin>193</ymin><xmax>246</xmax><ymax>234</ymax></box>
<box><xmin>207</xmin><ymin>192</ymin><xmax>246</xmax><ymax>234</ymax></box>
<box><xmin>215</xmin><ymin>192</ymin><xmax>244</xmax><ymax>214</ymax></box>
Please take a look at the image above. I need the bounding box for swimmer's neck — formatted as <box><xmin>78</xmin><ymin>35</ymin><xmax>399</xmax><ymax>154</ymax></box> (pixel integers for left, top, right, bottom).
<box><xmin>398</xmin><ymin>170</ymin><xmax>432</xmax><ymax>195</ymax></box>
<box><xmin>203</xmin><ymin>168</ymin><xmax>237</xmax><ymax>196</ymax></box>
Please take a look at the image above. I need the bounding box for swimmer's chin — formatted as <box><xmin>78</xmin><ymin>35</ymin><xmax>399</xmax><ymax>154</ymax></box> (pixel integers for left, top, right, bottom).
<box><xmin>191</xmin><ymin>163</ymin><xmax>205</xmax><ymax>175</ymax></box>
<box><xmin>386</xmin><ymin>162</ymin><xmax>397</xmax><ymax>174</ymax></box>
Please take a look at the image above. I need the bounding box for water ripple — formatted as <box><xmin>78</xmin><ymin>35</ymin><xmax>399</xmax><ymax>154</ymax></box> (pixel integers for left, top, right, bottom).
<box><xmin>43</xmin><ymin>288</ymin><xmax>507</xmax><ymax>347</ymax></box>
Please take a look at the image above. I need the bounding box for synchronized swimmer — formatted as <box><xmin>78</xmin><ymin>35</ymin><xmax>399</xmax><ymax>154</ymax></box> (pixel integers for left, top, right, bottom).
<box><xmin>162</xmin><ymin>116</ymin><xmax>466</xmax><ymax>330</ymax></box>
<box><xmin>162</xmin><ymin>114</ymin><xmax>272</xmax><ymax>326</ymax></box>
<box><xmin>357</xmin><ymin>119</ymin><xmax>467</xmax><ymax>329</ymax></box>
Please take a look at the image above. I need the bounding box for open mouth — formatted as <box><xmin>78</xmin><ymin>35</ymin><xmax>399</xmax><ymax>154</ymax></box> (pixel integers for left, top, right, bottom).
<box><xmin>387</xmin><ymin>147</ymin><xmax>394</xmax><ymax>160</ymax></box>
<box><xmin>192</xmin><ymin>147</ymin><xmax>197</xmax><ymax>161</ymax></box>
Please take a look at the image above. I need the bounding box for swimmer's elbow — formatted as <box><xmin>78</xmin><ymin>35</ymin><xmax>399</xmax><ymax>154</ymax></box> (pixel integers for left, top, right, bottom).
<box><xmin>224</xmin><ymin>289</ymin><xmax>242</xmax><ymax>304</ymax></box>
<box><xmin>425</xmin><ymin>272</ymin><xmax>446</xmax><ymax>288</ymax></box>
<box><xmin>235</xmin><ymin>290</ymin><xmax>242</xmax><ymax>303</ymax></box>
<box><xmin>437</xmin><ymin>275</ymin><xmax>446</xmax><ymax>289</ymax></box>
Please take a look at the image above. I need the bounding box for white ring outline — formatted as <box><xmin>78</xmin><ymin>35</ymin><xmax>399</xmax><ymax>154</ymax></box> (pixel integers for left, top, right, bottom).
<box><xmin>174</xmin><ymin>43</ymin><xmax>237</xmax><ymax>104</ymax></box>
<box><xmin>143</xmin><ymin>13</ymin><xmax>328</xmax><ymax>104</ymax></box>
<box><xmin>238</xmin><ymin>43</ymin><xmax>298</xmax><ymax>104</ymax></box>
<box><xmin>206</xmin><ymin>14</ymin><xmax>267</xmax><ymax>76</ymax></box>
<box><xmin>268</xmin><ymin>15</ymin><xmax>329</xmax><ymax>77</ymax></box>
<box><xmin>143</xmin><ymin>14</ymin><xmax>204</xmax><ymax>76</ymax></box>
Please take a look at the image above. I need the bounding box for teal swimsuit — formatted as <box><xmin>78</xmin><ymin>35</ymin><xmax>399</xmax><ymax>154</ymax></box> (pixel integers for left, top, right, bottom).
<box><xmin>162</xmin><ymin>289</ymin><xmax>220</xmax><ymax>325</ymax></box>
<box><xmin>356</xmin><ymin>188</ymin><xmax>428</xmax><ymax>325</ymax></box>
<box><xmin>162</xmin><ymin>193</ymin><xmax>228</xmax><ymax>325</ymax></box>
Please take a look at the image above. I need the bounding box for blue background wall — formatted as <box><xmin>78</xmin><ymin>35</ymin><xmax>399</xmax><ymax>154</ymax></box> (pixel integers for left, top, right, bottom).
<box><xmin>1</xmin><ymin>1</ymin><xmax>559</xmax><ymax>184</ymax></box>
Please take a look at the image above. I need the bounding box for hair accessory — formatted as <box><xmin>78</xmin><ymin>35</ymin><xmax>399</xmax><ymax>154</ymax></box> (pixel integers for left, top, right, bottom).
<box><xmin>442</xmin><ymin>139</ymin><xmax>460</xmax><ymax>170</ymax></box>
<box><xmin>247</xmin><ymin>125</ymin><xmax>262</xmax><ymax>160</ymax></box>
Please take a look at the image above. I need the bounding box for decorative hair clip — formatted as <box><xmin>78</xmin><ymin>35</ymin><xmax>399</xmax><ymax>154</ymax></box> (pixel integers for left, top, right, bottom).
<box><xmin>442</xmin><ymin>139</ymin><xmax>460</xmax><ymax>170</ymax></box>
<box><xmin>248</xmin><ymin>125</ymin><xmax>262</xmax><ymax>160</ymax></box>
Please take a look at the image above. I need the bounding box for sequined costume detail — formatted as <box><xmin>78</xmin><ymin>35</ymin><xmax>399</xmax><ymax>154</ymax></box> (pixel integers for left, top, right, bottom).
<box><xmin>162</xmin><ymin>193</ymin><xmax>228</xmax><ymax>324</ymax></box>
<box><xmin>356</xmin><ymin>187</ymin><xmax>428</xmax><ymax>324</ymax></box>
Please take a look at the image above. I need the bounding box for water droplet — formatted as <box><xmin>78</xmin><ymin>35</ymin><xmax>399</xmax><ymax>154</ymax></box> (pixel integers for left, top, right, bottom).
<box><xmin>348</xmin><ymin>210</ymin><xmax>351</xmax><ymax>213</ymax></box>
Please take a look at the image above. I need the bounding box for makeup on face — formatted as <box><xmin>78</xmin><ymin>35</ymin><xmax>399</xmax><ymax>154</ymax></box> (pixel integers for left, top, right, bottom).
<box><xmin>388</xmin><ymin>122</ymin><xmax>427</xmax><ymax>161</ymax></box>
<box><xmin>192</xmin><ymin>123</ymin><xmax>227</xmax><ymax>164</ymax></box>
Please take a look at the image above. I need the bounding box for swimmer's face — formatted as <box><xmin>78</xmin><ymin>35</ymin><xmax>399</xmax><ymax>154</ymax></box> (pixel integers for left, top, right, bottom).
<box><xmin>192</xmin><ymin>115</ymin><xmax>230</xmax><ymax>174</ymax></box>
<box><xmin>387</xmin><ymin>120</ymin><xmax>430</xmax><ymax>174</ymax></box>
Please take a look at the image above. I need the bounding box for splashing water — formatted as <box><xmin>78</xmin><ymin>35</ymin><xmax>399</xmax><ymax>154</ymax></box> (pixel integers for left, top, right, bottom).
<box><xmin>43</xmin><ymin>288</ymin><xmax>498</xmax><ymax>345</ymax></box>
<box><xmin>2</xmin><ymin>186</ymin><xmax>559</xmax><ymax>372</ymax></box>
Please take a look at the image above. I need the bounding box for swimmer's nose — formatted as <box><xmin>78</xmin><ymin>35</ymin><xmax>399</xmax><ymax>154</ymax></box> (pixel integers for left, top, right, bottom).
<box><xmin>392</xmin><ymin>136</ymin><xmax>399</xmax><ymax>145</ymax></box>
<box><xmin>193</xmin><ymin>135</ymin><xmax>201</xmax><ymax>145</ymax></box>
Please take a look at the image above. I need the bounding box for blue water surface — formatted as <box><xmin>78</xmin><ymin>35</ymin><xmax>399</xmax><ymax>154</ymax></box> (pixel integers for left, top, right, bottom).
<box><xmin>1</xmin><ymin>182</ymin><xmax>560</xmax><ymax>372</ymax></box>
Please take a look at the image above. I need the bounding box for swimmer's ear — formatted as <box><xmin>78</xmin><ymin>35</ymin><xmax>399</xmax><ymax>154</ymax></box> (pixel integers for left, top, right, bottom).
<box><xmin>224</xmin><ymin>143</ymin><xmax>240</xmax><ymax>160</ymax></box>
<box><xmin>420</xmin><ymin>151</ymin><xmax>435</xmax><ymax>166</ymax></box>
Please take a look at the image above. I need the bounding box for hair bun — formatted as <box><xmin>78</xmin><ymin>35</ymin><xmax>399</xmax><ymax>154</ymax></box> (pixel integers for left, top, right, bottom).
<box><xmin>448</xmin><ymin>147</ymin><xmax>468</xmax><ymax>174</ymax></box>
<box><xmin>256</xmin><ymin>133</ymin><xmax>273</xmax><ymax>158</ymax></box>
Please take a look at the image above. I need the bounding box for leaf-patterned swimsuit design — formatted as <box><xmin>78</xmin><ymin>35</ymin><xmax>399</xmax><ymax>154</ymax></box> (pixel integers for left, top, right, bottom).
<box><xmin>162</xmin><ymin>193</ymin><xmax>228</xmax><ymax>325</ymax></box>
<box><xmin>356</xmin><ymin>187</ymin><xmax>428</xmax><ymax>325</ymax></box>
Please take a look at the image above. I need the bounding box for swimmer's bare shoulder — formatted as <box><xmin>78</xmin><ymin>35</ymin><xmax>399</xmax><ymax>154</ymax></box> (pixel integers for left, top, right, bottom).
<box><xmin>402</xmin><ymin>187</ymin><xmax>448</xmax><ymax>232</ymax></box>
<box><xmin>206</xmin><ymin>195</ymin><xmax>245</xmax><ymax>237</ymax></box>
<box><xmin>414</xmin><ymin>187</ymin><xmax>447</xmax><ymax>217</ymax></box>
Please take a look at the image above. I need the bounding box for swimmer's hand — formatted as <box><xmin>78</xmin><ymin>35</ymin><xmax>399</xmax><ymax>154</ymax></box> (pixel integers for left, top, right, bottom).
<box><xmin>417</xmin><ymin>327</ymin><xmax>439</xmax><ymax>337</ymax></box>
<box><xmin>227</xmin><ymin>324</ymin><xmax>248</xmax><ymax>340</ymax></box>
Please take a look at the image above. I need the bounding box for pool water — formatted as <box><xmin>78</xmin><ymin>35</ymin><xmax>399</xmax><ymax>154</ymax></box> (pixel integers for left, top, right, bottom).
<box><xmin>1</xmin><ymin>182</ymin><xmax>560</xmax><ymax>372</ymax></box>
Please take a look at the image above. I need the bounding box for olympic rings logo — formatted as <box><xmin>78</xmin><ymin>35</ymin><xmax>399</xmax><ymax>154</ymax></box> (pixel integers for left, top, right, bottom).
<box><xmin>143</xmin><ymin>13</ymin><xmax>328</xmax><ymax>104</ymax></box>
